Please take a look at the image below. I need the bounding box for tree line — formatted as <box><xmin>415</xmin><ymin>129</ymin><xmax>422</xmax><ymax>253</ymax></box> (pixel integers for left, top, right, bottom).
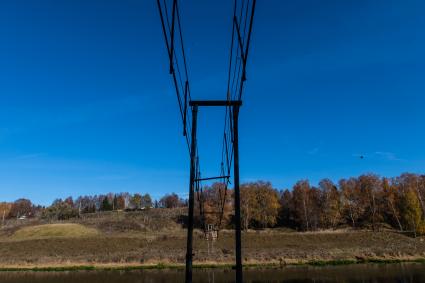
<box><xmin>194</xmin><ymin>173</ymin><xmax>425</xmax><ymax>236</ymax></box>
<box><xmin>1</xmin><ymin>192</ymin><xmax>186</xmax><ymax>221</ymax></box>
<box><xmin>2</xmin><ymin>172</ymin><xmax>425</xmax><ymax>235</ymax></box>
<box><xmin>279</xmin><ymin>173</ymin><xmax>425</xmax><ymax>235</ymax></box>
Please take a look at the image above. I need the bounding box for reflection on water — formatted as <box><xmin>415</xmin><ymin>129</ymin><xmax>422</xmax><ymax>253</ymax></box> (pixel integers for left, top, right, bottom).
<box><xmin>0</xmin><ymin>263</ymin><xmax>424</xmax><ymax>283</ymax></box>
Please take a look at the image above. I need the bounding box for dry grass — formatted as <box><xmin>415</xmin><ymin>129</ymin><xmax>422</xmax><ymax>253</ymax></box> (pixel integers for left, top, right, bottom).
<box><xmin>1</xmin><ymin>210</ymin><xmax>425</xmax><ymax>268</ymax></box>
<box><xmin>0</xmin><ymin>227</ymin><xmax>425</xmax><ymax>267</ymax></box>
<box><xmin>12</xmin><ymin>224</ymin><xmax>100</xmax><ymax>240</ymax></box>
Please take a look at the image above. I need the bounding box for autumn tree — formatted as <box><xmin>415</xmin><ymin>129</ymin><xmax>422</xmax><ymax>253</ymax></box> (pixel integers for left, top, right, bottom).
<box><xmin>100</xmin><ymin>196</ymin><xmax>113</xmax><ymax>211</ymax></box>
<box><xmin>240</xmin><ymin>183</ymin><xmax>255</xmax><ymax>229</ymax></box>
<box><xmin>130</xmin><ymin>193</ymin><xmax>142</xmax><ymax>209</ymax></box>
<box><xmin>358</xmin><ymin>174</ymin><xmax>384</xmax><ymax>230</ymax></box>
<box><xmin>382</xmin><ymin>178</ymin><xmax>403</xmax><ymax>231</ymax></box>
<box><xmin>75</xmin><ymin>196</ymin><xmax>96</xmax><ymax>214</ymax></box>
<box><xmin>398</xmin><ymin>174</ymin><xmax>425</xmax><ymax>219</ymax></box>
<box><xmin>308</xmin><ymin>186</ymin><xmax>322</xmax><ymax>230</ymax></box>
<box><xmin>291</xmin><ymin>180</ymin><xmax>314</xmax><ymax>231</ymax></box>
<box><xmin>42</xmin><ymin>199</ymin><xmax>78</xmax><ymax>220</ymax></box>
<box><xmin>8</xmin><ymin>199</ymin><xmax>34</xmax><ymax>219</ymax></box>
<box><xmin>340</xmin><ymin>178</ymin><xmax>362</xmax><ymax>228</ymax></box>
<box><xmin>399</xmin><ymin>187</ymin><xmax>423</xmax><ymax>237</ymax></box>
<box><xmin>278</xmin><ymin>189</ymin><xmax>295</xmax><ymax>228</ymax></box>
<box><xmin>419</xmin><ymin>175</ymin><xmax>425</xmax><ymax>217</ymax></box>
<box><xmin>113</xmin><ymin>194</ymin><xmax>126</xmax><ymax>210</ymax></box>
<box><xmin>240</xmin><ymin>181</ymin><xmax>280</xmax><ymax>229</ymax></box>
<box><xmin>252</xmin><ymin>181</ymin><xmax>280</xmax><ymax>228</ymax></box>
<box><xmin>0</xmin><ymin>202</ymin><xmax>12</xmax><ymax>225</ymax></box>
<box><xmin>318</xmin><ymin>179</ymin><xmax>341</xmax><ymax>229</ymax></box>
<box><xmin>196</xmin><ymin>183</ymin><xmax>232</xmax><ymax>228</ymax></box>
<box><xmin>159</xmin><ymin>193</ymin><xmax>183</xmax><ymax>208</ymax></box>
<box><xmin>141</xmin><ymin>194</ymin><xmax>153</xmax><ymax>209</ymax></box>
<box><xmin>64</xmin><ymin>196</ymin><xmax>74</xmax><ymax>207</ymax></box>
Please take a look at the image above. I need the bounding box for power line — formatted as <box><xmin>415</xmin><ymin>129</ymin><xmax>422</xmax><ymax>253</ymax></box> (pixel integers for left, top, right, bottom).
<box><xmin>157</xmin><ymin>2</ymin><xmax>256</xmax><ymax>282</ymax></box>
<box><xmin>158</xmin><ymin>0</ymin><xmax>196</xmax><ymax>154</ymax></box>
<box><xmin>220</xmin><ymin>0</ymin><xmax>256</xmax><ymax>186</ymax></box>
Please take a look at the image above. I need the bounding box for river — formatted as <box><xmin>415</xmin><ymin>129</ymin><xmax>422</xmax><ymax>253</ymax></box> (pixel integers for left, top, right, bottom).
<box><xmin>0</xmin><ymin>263</ymin><xmax>424</xmax><ymax>282</ymax></box>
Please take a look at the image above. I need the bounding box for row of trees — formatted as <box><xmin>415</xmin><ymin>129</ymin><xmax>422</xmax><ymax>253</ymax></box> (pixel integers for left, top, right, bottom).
<box><xmin>193</xmin><ymin>181</ymin><xmax>280</xmax><ymax>230</ymax></box>
<box><xmin>3</xmin><ymin>192</ymin><xmax>186</xmax><ymax>221</ymax></box>
<box><xmin>194</xmin><ymin>173</ymin><xmax>425</xmax><ymax>236</ymax></box>
<box><xmin>3</xmin><ymin>173</ymin><xmax>425</xmax><ymax>235</ymax></box>
<box><xmin>2</xmin><ymin>199</ymin><xmax>41</xmax><ymax>219</ymax></box>
<box><xmin>237</xmin><ymin>174</ymin><xmax>425</xmax><ymax>235</ymax></box>
<box><xmin>73</xmin><ymin>193</ymin><xmax>154</xmax><ymax>213</ymax></box>
<box><xmin>278</xmin><ymin>174</ymin><xmax>425</xmax><ymax>235</ymax></box>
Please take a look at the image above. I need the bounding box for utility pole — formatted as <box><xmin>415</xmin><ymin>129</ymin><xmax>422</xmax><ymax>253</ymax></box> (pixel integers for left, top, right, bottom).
<box><xmin>185</xmin><ymin>100</ymin><xmax>242</xmax><ymax>283</ymax></box>
<box><xmin>233</xmin><ymin>105</ymin><xmax>243</xmax><ymax>282</ymax></box>
<box><xmin>185</xmin><ymin>105</ymin><xmax>198</xmax><ymax>283</ymax></box>
<box><xmin>156</xmin><ymin>2</ymin><xmax>256</xmax><ymax>282</ymax></box>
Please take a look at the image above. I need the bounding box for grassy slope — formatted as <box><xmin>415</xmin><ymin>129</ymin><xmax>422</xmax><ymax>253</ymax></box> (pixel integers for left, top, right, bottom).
<box><xmin>12</xmin><ymin>224</ymin><xmax>100</xmax><ymax>240</ymax></box>
<box><xmin>0</xmin><ymin>210</ymin><xmax>425</xmax><ymax>268</ymax></box>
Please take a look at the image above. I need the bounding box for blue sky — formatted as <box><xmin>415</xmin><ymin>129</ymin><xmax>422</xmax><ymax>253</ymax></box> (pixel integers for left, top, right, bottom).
<box><xmin>0</xmin><ymin>0</ymin><xmax>424</xmax><ymax>205</ymax></box>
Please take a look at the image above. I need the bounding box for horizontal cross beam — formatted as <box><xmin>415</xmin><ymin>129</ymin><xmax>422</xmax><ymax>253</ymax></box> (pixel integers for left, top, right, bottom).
<box><xmin>194</xmin><ymin>175</ymin><xmax>230</xmax><ymax>182</ymax></box>
<box><xmin>189</xmin><ymin>100</ymin><xmax>242</xmax><ymax>107</ymax></box>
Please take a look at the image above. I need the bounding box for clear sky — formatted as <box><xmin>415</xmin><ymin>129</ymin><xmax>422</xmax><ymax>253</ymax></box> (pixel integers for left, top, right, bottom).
<box><xmin>0</xmin><ymin>0</ymin><xmax>424</xmax><ymax>205</ymax></box>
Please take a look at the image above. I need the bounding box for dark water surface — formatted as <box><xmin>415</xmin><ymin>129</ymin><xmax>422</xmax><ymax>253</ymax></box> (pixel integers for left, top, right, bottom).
<box><xmin>0</xmin><ymin>263</ymin><xmax>424</xmax><ymax>283</ymax></box>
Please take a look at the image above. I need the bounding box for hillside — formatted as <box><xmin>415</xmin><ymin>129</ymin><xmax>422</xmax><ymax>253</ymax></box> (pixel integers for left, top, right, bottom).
<box><xmin>0</xmin><ymin>208</ymin><xmax>425</xmax><ymax>269</ymax></box>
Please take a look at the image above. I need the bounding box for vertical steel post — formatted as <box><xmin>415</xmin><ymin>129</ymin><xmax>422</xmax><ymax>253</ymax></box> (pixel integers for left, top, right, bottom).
<box><xmin>185</xmin><ymin>105</ymin><xmax>198</xmax><ymax>283</ymax></box>
<box><xmin>233</xmin><ymin>105</ymin><xmax>243</xmax><ymax>282</ymax></box>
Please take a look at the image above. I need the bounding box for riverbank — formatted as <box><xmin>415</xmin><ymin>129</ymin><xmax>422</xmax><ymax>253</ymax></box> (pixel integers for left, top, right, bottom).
<box><xmin>0</xmin><ymin>229</ymin><xmax>425</xmax><ymax>271</ymax></box>
<box><xmin>1</xmin><ymin>212</ymin><xmax>425</xmax><ymax>271</ymax></box>
<box><xmin>2</xmin><ymin>263</ymin><xmax>425</xmax><ymax>283</ymax></box>
<box><xmin>0</xmin><ymin>257</ymin><xmax>425</xmax><ymax>272</ymax></box>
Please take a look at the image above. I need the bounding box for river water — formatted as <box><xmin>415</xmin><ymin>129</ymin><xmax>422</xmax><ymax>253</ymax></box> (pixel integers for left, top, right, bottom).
<box><xmin>0</xmin><ymin>263</ymin><xmax>424</xmax><ymax>282</ymax></box>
